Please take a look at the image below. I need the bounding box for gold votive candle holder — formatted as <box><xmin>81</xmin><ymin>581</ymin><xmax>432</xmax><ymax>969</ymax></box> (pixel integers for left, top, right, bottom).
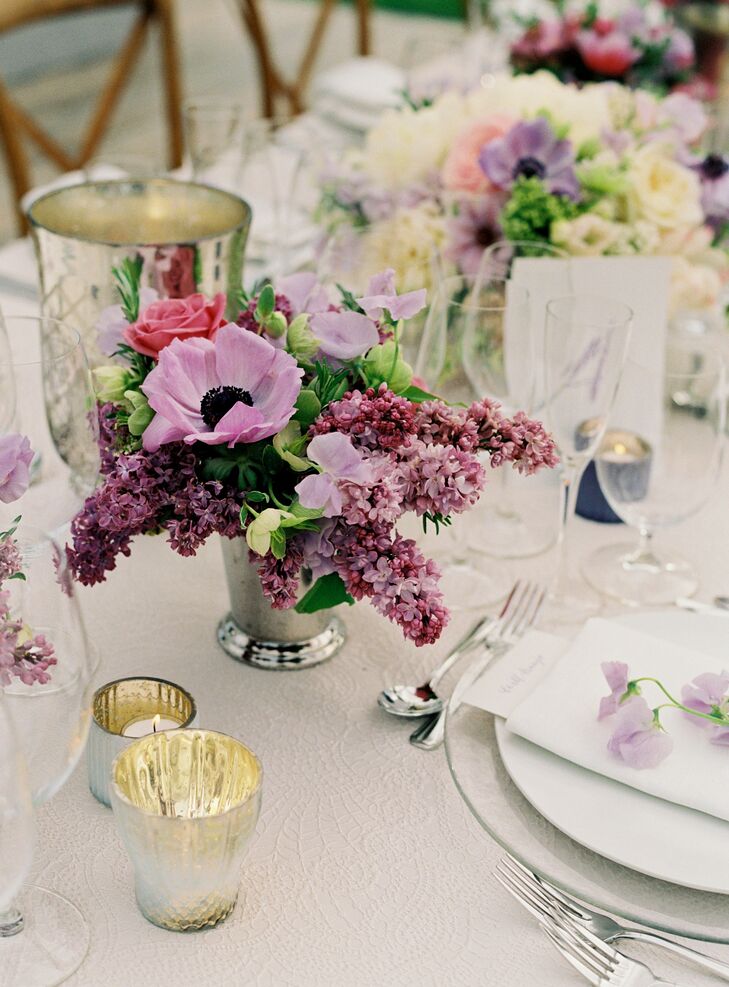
<box><xmin>88</xmin><ymin>676</ymin><xmax>197</xmax><ymax>807</ymax></box>
<box><xmin>110</xmin><ymin>729</ymin><xmax>262</xmax><ymax>932</ymax></box>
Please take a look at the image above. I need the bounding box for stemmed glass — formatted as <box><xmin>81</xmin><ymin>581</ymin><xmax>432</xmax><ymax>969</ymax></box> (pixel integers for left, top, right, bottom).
<box><xmin>582</xmin><ymin>349</ymin><xmax>726</xmax><ymax>605</ymax></box>
<box><xmin>0</xmin><ymin>698</ymin><xmax>34</xmax><ymax>934</ymax></box>
<box><xmin>1</xmin><ymin>528</ymin><xmax>95</xmax><ymax>987</ymax></box>
<box><xmin>418</xmin><ymin>274</ymin><xmax>530</xmax><ymax>608</ymax></box>
<box><xmin>465</xmin><ymin>240</ymin><xmax>570</xmax><ymax>558</ymax></box>
<box><xmin>541</xmin><ymin>295</ymin><xmax>633</xmax><ymax>626</ymax></box>
<box><xmin>0</xmin><ymin>315</ymin><xmax>99</xmax><ymax>536</ymax></box>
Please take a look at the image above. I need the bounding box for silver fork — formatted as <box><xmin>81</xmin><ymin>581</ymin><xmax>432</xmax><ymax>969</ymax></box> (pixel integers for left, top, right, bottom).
<box><xmin>544</xmin><ymin>917</ymin><xmax>680</xmax><ymax>987</ymax></box>
<box><xmin>497</xmin><ymin>856</ymin><xmax>729</xmax><ymax>981</ymax></box>
<box><xmin>409</xmin><ymin>581</ymin><xmax>546</xmax><ymax>750</ymax></box>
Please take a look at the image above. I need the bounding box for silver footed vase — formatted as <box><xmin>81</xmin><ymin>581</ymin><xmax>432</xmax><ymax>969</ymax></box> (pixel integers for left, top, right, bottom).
<box><xmin>217</xmin><ymin>538</ymin><xmax>345</xmax><ymax>670</ymax></box>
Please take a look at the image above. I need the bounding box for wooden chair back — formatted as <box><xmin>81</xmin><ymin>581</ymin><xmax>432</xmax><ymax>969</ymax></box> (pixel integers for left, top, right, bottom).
<box><xmin>0</xmin><ymin>0</ymin><xmax>184</xmax><ymax>232</ymax></box>
<box><xmin>239</xmin><ymin>0</ymin><xmax>371</xmax><ymax>118</ymax></box>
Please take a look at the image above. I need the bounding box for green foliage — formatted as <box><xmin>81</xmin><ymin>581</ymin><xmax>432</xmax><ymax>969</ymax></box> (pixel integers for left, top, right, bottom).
<box><xmin>295</xmin><ymin>572</ymin><xmax>355</xmax><ymax>614</ymax></box>
<box><xmin>293</xmin><ymin>389</ymin><xmax>322</xmax><ymax>429</ymax></box>
<box><xmin>336</xmin><ymin>284</ymin><xmax>366</xmax><ymax>314</ymax></box>
<box><xmin>500</xmin><ymin>176</ymin><xmax>580</xmax><ymax>245</ymax></box>
<box><xmin>363</xmin><ymin>340</ymin><xmax>413</xmax><ymax>394</ymax></box>
<box><xmin>421</xmin><ymin>511</ymin><xmax>453</xmax><ymax>536</ymax></box>
<box><xmin>112</xmin><ymin>256</ymin><xmax>144</xmax><ymax>324</ymax></box>
<box><xmin>401</xmin><ymin>384</ymin><xmax>439</xmax><ymax>403</ymax></box>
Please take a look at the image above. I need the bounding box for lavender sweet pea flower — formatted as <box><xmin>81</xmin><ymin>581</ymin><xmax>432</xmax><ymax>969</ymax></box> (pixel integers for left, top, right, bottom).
<box><xmin>296</xmin><ymin>433</ymin><xmax>374</xmax><ymax>517</ymax></box>
<box><xmin>309</xmin><ymin>310</ymin><xmax>379</xmax><ymax>361</ymax></box>
<box><xmin>356</xmin><ymin>269</ymin><xmax>427</xmax><ymax>322</ymax></box>
<box><xmin>141</xmin><ymin>323</ymin><xmax>303</xmax><ymax>451</ymax></box>
<box><xmin>607</xmin><ymin>697</ymin><xmax>673</xmax><ymax>770</ymax></box>
<box><xmin>276</xmin><ymin>272</ymin><xmax>330</xmax><ymax>317</ymax></box>
<box><xmin>681</xmin><ymin>670</ymin><xmax>729</xmax><ymax>745</ymax></box>
<box><xmin>479</xmin><ymin>118</ymin><xmax>580</xmax><ymax>201</ymax></box>
<box><xmin>598</xmin><ymin>660</ymin><xmax>630</xmax><ymax>720</ymax></box>
<box><xmin>0</xmin><ymin>433</ymin><xmax>33</xmax><ymax>503</ymax></box>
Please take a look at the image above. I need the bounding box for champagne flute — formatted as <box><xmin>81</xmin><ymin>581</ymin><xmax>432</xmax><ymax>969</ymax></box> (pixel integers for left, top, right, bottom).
<box><xmin>1</xmin><ymin>529</ymin><xmax>94</xmax><ymax>987</ymax></box>
<box><xmin>583</xmin><ymin>350</ymin><xmax>726</xmax><ymax>605</ymax></box>
<box><xmin>541</xmin><ymin>295</ymin><xmax>633</xmax><ymax>626</ymax></box>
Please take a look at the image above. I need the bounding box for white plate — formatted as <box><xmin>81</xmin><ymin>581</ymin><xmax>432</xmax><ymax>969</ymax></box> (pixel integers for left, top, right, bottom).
<box><xmin>495</xmin><ymin>609</ymin><xmax>729</xmax><ymax>895</ymax></box>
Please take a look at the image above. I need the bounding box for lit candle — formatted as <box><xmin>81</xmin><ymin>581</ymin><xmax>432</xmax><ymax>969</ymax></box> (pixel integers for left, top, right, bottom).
<box><xmin>597</xmin><ymin>429</ymin><xmax>652</xmax><ymax>503</ymax></box>
<box><xmin>121</xmin><ymin>713</ymin><xmax>183</xmax><ymax>738</ymax></box>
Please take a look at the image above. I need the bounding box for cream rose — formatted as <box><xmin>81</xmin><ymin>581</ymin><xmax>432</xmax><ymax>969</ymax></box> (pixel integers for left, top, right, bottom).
<box><xmin>670</xmin><ymin>257</ymin><xmax>722</xmax><ymax>316</ymax></box>
<box><xmin>627</xmin><ymin>145</ymin><xmax>703</xmax><ymax>231</ymax></box>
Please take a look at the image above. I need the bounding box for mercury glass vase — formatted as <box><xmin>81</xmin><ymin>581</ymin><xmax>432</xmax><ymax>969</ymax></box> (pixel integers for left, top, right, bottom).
<box><xmin>110</xmin><ymin>729</ymin><xmax>262</xmax><ymax>932</ymax></box>
<box><xmin>28</xmin><ymin>179</ymin><xmax>251</xmax><ymax>368</ymax></box>
<box><xmin>217</xmin><ymin>537</ymin><xmax>346</xmax><ymax>670</ymax></box>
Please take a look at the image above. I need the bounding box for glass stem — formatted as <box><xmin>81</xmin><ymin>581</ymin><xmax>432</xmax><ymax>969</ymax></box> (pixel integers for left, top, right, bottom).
<box><xmin>494</xmin><ymin>467</ymin><xmax>518</xmax><ymax>521</ymax></box>
<box><xmin>626</xmin><ymin>526</ymin><xmax>661</xmax><ymax>570</ymax></box>
<box><xmin>0</xmin><ymin>905</ymin><xmax>24</xmax><ymax>938</ymax></box>
<box><xmin>552</xmin><ymin>461</ymin><xmax>583</xmax><ymax>599</ymax></box>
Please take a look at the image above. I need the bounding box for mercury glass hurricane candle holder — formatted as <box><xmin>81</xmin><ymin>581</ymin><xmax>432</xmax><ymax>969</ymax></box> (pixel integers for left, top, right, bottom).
<box><xmin>110</xmin><ymin>729</ymin><xmax>262</xmax><ymax>932</ymax></box>
<box><xmin>87</xmin><ymin>676</ymin><xmax>197</xmax><ymax>807</ymax></box>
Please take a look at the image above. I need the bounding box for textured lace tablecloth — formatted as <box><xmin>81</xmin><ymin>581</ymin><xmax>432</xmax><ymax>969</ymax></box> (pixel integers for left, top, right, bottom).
<box><xmin>1</xmin><ymin>240</ymin><xmax>728</xmax><ymax>986</ymax></box>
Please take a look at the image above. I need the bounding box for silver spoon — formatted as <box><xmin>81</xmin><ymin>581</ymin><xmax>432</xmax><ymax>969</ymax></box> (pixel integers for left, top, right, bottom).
<box><xmin>377</xmin><ymin>613</ymin><xmax>495</xmax><ymax>718</ymax></box>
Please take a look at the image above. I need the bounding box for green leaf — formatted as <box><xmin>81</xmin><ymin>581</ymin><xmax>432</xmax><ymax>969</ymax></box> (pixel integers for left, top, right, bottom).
<box><xmin>401</xmin><ymin>384</ymin><xmax>439</xmax><ymax>403</ymax></box>
<box><xmin>256</xmin><ymin>284</ymin><xmax>275</xmax><ymax>320</ymax></box>
<box><xmin>202</xmin><ymin>458</ymin><xmax>238</xmax><ymax>483</ymax></box>
<box><xmin>112</xmin><ymin>256</ymin><xmax>144</xmax><ymax>324</ymax></box>
<box><xmin>247</xmin><ymin>490</ymin><xmax>269</xmax><ymax>503</ymax></box>
<box><xmin>269</xmin><ymin>527</ymin><xmax>287</xmax><ymax>560</ymax></box>
<box><xmin>293</xmin><ymin>389</ymin><xmax>321</xmax><ymax>429</ymax></box>
<box><xmin>8</xmin><ymin>572</ymin><xmax>26</xmax><ymax>581</ymax></box>
<box><xmin>295</xmin><ymin>572</ymin><xmax>355</xmax><ymax>614</ymax></box>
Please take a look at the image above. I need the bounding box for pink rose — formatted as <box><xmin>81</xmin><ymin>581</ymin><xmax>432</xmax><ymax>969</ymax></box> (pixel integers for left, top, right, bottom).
<box><xmin>0</xmin><ymin>433</ymin><xmax>33</xmax><ymax>504</ymax></box>
<box><xmin>123</xmin><ymin>292</ymin><xmax>228</xmax><ymax>359</ymax></box>
<box><xmin>576</xmin><ymin>27</ymin><xmax>639</xmax><ymax>77</ymax></box>
<box><xmin>442</xmin><ymin>116</ymin><xmax>515</xmax><ymax>196</ymax></box>
<box><xmin>153</xmin><ymin>246</ymin><xmax>197</xmax><ymax>298</ymax></box>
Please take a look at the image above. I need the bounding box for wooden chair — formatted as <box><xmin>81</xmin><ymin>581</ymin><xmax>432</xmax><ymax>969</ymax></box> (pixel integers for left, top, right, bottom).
<box><xmin>0</xmin><ymin>0</ymin><xmax>184</xmax><ymax>232</ymax></box>
<box><xmin>239</xmin><ymin>0</ymin><xmax>371</xmax><ymax>118</ymax></box>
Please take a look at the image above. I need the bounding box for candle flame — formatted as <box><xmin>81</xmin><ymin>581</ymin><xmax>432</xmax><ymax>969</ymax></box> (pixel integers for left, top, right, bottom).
<box><xmin>152</xmin><ymin>713</ymin><xmax>161</xmax><ymax>733</ymax></box>
<box><xmin>614</xmin><ymin>442</ymin><xmax>627</xmax><ymax>456</ymax></box>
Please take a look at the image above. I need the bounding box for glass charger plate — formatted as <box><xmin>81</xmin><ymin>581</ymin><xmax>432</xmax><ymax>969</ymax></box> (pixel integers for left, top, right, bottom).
<box><xmin>445</xmin><ymin>704</ymin><xmax>729</xmax><ymax>943</ymax></box>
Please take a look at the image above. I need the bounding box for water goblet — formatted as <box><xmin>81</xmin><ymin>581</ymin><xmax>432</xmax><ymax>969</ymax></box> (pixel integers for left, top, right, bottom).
<box><xmin>0</xmin><ymin>529</ymin><xmax>95</xmax><ymax>986</ymax></box>
<box><xmin>582</xmin><ymin>351</ymin><xmax>726</xmax><ymax>606</ymax></box>
<box><xmin>541</xmin><ymin>294</ymin><xmax>633</xmax><ymax>626</ymax></box>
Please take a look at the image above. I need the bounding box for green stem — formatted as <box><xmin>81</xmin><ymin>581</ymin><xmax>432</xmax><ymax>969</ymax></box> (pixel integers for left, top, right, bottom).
<box><xmin>652</xmin><ymin>700</ymin><xmax>729</xmax><ymax>728</ymax></box>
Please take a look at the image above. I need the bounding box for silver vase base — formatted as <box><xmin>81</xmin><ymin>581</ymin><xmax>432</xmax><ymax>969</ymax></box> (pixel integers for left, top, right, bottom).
<box><xmin>217</xmin><ymin>613</ymin><xmax>346</xmax><ymax>670</ymax></box>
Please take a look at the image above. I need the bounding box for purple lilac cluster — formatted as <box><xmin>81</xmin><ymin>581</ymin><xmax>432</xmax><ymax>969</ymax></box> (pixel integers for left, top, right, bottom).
<box><xmin>0</xmin><ymin>536</ymin><xmax>22</xmax><ymax>584</ymax></box>
<box><xmin>0</xmin><ymin>588</ymin><xmax>57</xmax><ymax>686</ymax></box>
<box><xmin>273</xmin><ymin>386</ymin><xmax>557</xmax><ymax>647</ymax></box>
<box><xmin>68</xmin><ymin>410</ymin><xmax>245</xmax><ymax>586</ymax></box>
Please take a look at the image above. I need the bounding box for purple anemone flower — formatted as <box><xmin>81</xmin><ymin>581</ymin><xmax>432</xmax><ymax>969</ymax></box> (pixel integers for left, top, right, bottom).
<box><xmin>296</xmin><ymin>432</ymin><xmax>374</xmax><ymax>517</ymax></box>
<box><xmin>141</xmin><ymin>323</ymin><xmax>303</xmax><ymax>452</ymax></box>
<box><xmin>445</xmin><ymin>196</ymin><xmax>504</xmax><ymax>277</ymax></box>
<box><xmin>606</xmin><ymin>696</ymin><xmax>673</xmax><ymax>770</ymax></box>
<box><xmin>479</xmin><ymin>118</ymin><xmax>580</xmax><ymax>201</ymax></box>
<box><xmin>693</xmin><ymin>154</ymin><xmax>729</xmax><ymax>225</ymax></box>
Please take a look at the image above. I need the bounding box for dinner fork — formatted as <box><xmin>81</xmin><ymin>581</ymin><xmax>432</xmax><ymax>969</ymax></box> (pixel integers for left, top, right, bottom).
<box><xmin>409</xmin><ymin>580</ymin><xmax>546</xmax><ymax>750</ymax></box>
<box><xmin>495</xmin><ymin>857</ymin><xmax>729</xmax><ymax>981</ymax></box>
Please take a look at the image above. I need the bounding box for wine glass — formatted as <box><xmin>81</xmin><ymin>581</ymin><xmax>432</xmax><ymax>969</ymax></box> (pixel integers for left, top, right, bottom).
<box><xmin>0</xmin><ymin>698</ymin><xmax>34</xmax><ymax>925</ymax></box>
<box><xmin>0</xmin><ymin>315</ymin><xmax>99</xmax><ymax>537</ymax></box>
<box><xmin>582</xmin><ymin>349</ymin><xmax>726</xmax><ymax>605</ymax></box>
<box><xmin>541</xmin><ymin>295</ymin><xmax>633</xmax><ymax>626</ymax></box>
<box><xmin>183</xmin><ymin>97</ymin><xmax>246</xmax><ymax>191</ymax></box>
<box><xmin>418</xmin><ymin>274</ymin><xmax>531</xmax><ymax>608</ymax></box>
<box><xmin>1</xmin><ymin>528</ymin><xmax>94</xmax><ymax>986</ymax></box>
<box><xmin>465</xmin><ymin>240</ymin><xmax>570</xmax><ymax>559</ymax></box>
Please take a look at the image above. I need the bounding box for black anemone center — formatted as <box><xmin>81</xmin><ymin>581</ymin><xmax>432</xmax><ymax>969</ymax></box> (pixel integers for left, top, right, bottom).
<box><xmin>200</xmin><ymin>385</ymin><xmax>253</xmax><ymax>428</ymax></box>
<box><xmin>476</xmin><ymin>224</ymin><xmax>496</xmax><ymax>247</ymax></box>
<box><xmin>514</xmin><ymin>156</ymin><xmax>547</xmax><ymax>181</ymax></box>
<box><xmin>702</xmin><ymin>153</ymin><xmax>729</xmax><ymax>180</ymax></box>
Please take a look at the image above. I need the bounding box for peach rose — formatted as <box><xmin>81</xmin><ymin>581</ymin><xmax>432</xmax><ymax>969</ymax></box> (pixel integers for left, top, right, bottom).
<box><xmin>442</xmin><ymin>115</ymin><xmax>515</xmax><ymax>195</ymax></box>
<box><xmin>123</xmin><ymin>292</ymin><xmax>227</xmax><ymax>359</ymax></box>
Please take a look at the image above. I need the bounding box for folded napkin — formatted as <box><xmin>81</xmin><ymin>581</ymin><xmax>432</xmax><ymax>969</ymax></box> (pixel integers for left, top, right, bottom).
<box><xmin>311</xmin><ymin>57</ymin><xmax>405</xmax><ymax>113</ymax></box>
<box><xmin>506</xmin><ymin>618</ymin><xmax>729</xmax><ymax>823</ymax></box>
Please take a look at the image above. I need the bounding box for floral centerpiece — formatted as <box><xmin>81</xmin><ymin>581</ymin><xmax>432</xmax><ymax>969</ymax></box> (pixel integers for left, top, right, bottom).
<box><xmin>317</xmin><ymin>72</ymin><xmax>728</xmax><ymax>316</ymax></box>
<box><xmin>67</xmin><ymin>261</ymin><xmax>557</xmax><ymax>649</ymax></box>
<box><xmin>508</xmin><ymin>0</ymin><xmax>696</xmax><ymax>92</ymax></box>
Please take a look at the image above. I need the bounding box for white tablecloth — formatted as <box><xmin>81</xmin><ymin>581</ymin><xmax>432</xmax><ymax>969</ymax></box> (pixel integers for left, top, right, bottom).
<box><xmin>1</xmin><ymin>239</ymin><xmax>728</xmax><ymax>986</ymax></box>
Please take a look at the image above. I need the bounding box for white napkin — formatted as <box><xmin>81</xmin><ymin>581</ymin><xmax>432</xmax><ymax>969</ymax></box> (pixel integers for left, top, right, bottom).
<box><xmin>506</xmin><ymin>618</ymin><xmax>729</xmax><ymax>823</ymax></box>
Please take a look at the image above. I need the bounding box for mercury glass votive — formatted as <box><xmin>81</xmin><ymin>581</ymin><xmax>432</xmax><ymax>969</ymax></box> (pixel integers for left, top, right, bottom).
<box><xmin>88</xmin><ymin>676</ymin><xmax>197</xmax><ymax>807</ymax></box>
<box><xmin>110</xmin><ymin>730</ymin><xmax>262</xmax><ymax>932</ymax></box>
<box><xmin>28</xmin><ymin>179</ymin><xmax>251</xmax><ymax>368</ymax></box>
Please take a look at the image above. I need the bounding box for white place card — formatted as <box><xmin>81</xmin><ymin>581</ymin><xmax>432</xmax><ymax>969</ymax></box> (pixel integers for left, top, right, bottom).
<box><xmin>463</xmin><ymin>630</ymin><xmax>566</xmax><ymax>719</ymax></box>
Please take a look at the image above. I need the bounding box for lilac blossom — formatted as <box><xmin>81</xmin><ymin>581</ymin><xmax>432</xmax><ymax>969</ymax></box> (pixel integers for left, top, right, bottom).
<box><xmin>252</xmin><ymin>538</ymin><xmax>304</xmax><ymax>610</ymax></box>
<box><xmin>0</xmin><ymin>433</ymin><xmax>34</xmax><ymax>504</ymax></box>
<box><xmin>311</xmin><ymin>384</ymin><xmax>417</xmax><ymax>451</ymax></box>
<box><xmin>356</xmin><ymin>269</ymin><xmax>427</xmax><ymax>322</ymax></box>
<box><xmin>141</xmin><ymin>324</ymin><xmax>303</xmax><ymax>451</ymax></box>
<box><xmin>401</xmin><ymin>439</ymin><xmax>485</xmax><ymax>517</ymax></box>
<box><xmin>0</xmin><ymin>590</ymin><xmax>57</xmax><ymax>686</ymax></box>
<box><xmin>479</xmin><ymin>118</ymin><xmax>580</xmax><ymax>201</ymax></box>
<box><xmin>309</xmin><ymin>310</ymin><xmax>379</xmax><ymax>361</ymax></box>
<box><xmin>0</xmin><ymin>536</ymin><xmax>22</xmax><ymax>583</ymax></box>
<box><xmin>295</xmin><ymin>433</ymin><xmax>374</xmax><ymax>517</ymax></box>
<box><xmin>598</xmin><ymin>660</ymin><xmax>630</xmax><ymax>720</ymax></box>
<box><xmin>606</xmin><ymin>696</ymin><xmax>673</xmax><ymax>769</ymax></box>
